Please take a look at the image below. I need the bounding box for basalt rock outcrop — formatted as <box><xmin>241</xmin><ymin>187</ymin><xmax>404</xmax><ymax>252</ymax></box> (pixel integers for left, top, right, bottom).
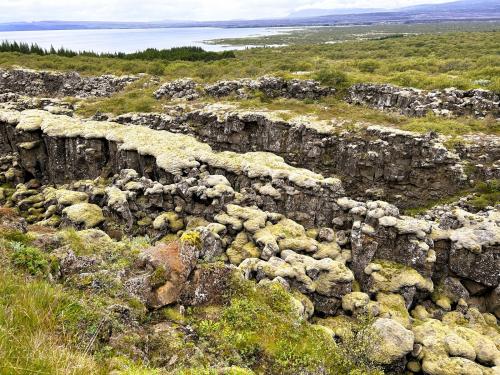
<box><xmin>0</xmin><ymin>109</ymin><xmax>345</xmax><ymax>228</ymax></box>
<box><xmin>154</xmin><ymin>76</ymin><xmax>335</xmax><ymax>100</ymax></box>
<box><xmin>0</xmin><ymin>68</ymin><xmax>138</xmax><ymax>98</ymax></box>
<box><xmin>347</xmin><ymin>83</ymin><xmax>500</xmax><ymax>119</ymax></box>
<box><xmin>111</xmin><ymin>106</ymin><xmax>473</xmax><ymax>207</ymax></box>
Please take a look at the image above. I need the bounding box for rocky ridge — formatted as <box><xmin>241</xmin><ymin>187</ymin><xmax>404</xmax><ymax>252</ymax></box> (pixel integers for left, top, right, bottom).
<box><xmin>110</xmin><ymin>106</ymin><xmax>491</xmax><ymax>207</ymax></box>
<box><xmin>154</xmin><ymin>76</ymin><xmax>336</xmax><ymax>100</ymax></box>
<box><xmin>347</xmin><ymin>83</ymin><xmax>500</xmax><ymax>119</ymax></box>
<box><xmin>0</xmin><ymin>68</ymin><xmax>138</xmax><ymax>98</ymax></box>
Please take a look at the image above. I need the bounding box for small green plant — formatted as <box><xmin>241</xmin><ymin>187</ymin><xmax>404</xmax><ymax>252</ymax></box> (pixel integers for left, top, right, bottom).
<box><xmin>469</xmin><ymin>179</ymin><xmax>500</xmax><ymax>209</ymax></box>
<box><xmin>180</xmin><ymin>231</ymin><xmax>202</xmax><ymax>249</ymax></box>
<box><xmin>0</xmin><ymin>229</ymin><xmax>33</xmax><ymax>245</ymax></box>
<box><xmin>10</xmin><ymin>242</ymin><xmax>49</xmax><ymax>276</ymax></box>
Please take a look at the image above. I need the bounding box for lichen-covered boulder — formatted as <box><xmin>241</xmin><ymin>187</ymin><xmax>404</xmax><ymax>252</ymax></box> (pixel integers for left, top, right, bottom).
<box><xmin>153</xmin><ymin>211</ymin><xmax>185</xmax><ymax>233</ymax></box>
<box><xmin>227</xmin><ymin>231</ymin><xmax>261</xmax><ymax>265</ymax></box>
<box><xmin>53</xmin><ymin>189</ymin><xmax>89</xmax><ymax>206</ymax></box>
<box><xmin>432</xmin><ymin>208</ymin><xmax>500</xmax><ymax>288</ymax></box>
<box><xmin>154</xmin><ymin>78</ymin><xmax>200</xmax><ymax>100</ymax></box>
<box><xmin>341</xmin><ymin>292</ymin><xmax>379</xmax><ymax>316</ymax></box>
<box><xmin>370</xmin><ymin>318</ymin><xmax>414</xmax><ymax>365</ymax></box>
<box><xmin>413</xmin><ymin>313</ymin><xmax>500</xmax><ymax>375</ymax></box>
<box><xmin>364</xmin><ymin>260</ymin><xmax>434</xmax><ymax>307</ymax></box>
<box><xmin>350</xmin><ymin>201</ymin><xmax>435</xmax><ymax>287</ymax></box>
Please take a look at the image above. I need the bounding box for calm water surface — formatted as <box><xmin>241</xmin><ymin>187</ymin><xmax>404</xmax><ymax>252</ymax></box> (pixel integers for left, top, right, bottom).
<box><xmin>0</xmin><ymin>27</ymin><xmax>293</xmax><ymax>52</ymax></box>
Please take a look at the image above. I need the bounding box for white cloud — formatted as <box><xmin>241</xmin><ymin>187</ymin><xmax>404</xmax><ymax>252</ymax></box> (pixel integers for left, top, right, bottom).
<box><xmin>0</xmin><ymin>0</ymin><xmax>454</xmax><ymax>22</ymax></box>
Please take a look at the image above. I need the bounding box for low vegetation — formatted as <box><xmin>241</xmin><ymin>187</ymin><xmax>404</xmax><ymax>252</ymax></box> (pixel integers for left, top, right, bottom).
<box><xmin>187</xmin><ymin>276</ymin><xmax>381</xmax><ymax>375</ymax></box>
<box><xmin>1</xmin><ymin>30</ymin><xmax>499</xmax><ymax>91</ymax></box>
<box><xmin>76</xmin><ymin>79</ymin><xmax>163</xmax><ymax>117</ymax></box>
<box><xmin>404</xmin><ymin>179</ymin><xmax>500</xmax><ymax>215</ymax></box>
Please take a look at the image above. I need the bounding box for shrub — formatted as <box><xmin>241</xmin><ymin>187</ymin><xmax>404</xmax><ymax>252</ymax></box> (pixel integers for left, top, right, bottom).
<box><xmin>314</xmin><ymin>68</ymin><xmax>350</xmax><ymax>89</ymax></box>
<box><xmin>357</xmin><ymin>59</ymin><xmax>380</xmax><ymax>73</ymax></box>
<box><xmin>10</xmin><ymin>242</ymin><xmax>49</xmax><ymax>276</ymax></box>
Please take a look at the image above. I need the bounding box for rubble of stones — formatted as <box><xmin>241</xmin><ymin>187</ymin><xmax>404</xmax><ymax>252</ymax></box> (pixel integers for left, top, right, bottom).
<box><xmin>347</xmin><ymin>83</ymin><xmax>500</xmax><ymax>119</ymax></box>
<box><xmin>154</xmin><ymin>76</ymin><xmax>336</xmax><ymax>100</ymax></box>
<box><xmin>0</xmin><ymin>68</ymin><xmax>138</xmax><ymax>98</ymax></box>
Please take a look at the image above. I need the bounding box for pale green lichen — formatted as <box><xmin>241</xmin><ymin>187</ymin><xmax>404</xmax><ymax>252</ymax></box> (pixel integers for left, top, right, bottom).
<box><xmin>55</xmin><ymin>190</ymin><xmax>89</xmax><ymax>206</ymax></box>
<box><xmin>376</xmin><ymin>292</ymin><xmax>411</xmax><ymax>329</ymax></box>
<box><xmin>227</xmin><ymin>232</ymin><xmax>261</xmax><ymax>265</ymax></box>
<box><xmin>153</xmin><ymin>211</ymin><xmax>184</xmax><ymax>232</ymax></box>
<box><xmin>6</xmin><ymin>109</ymin><xmax>340</xmax><ymax>190</ymax></box>
<box><xmin>240</xmin><ymin>249</ymin><xmax>353</xmax><ymax>296</ymax></box>
<box><xmin>62</xmin><ymin>203</ymin><xmax>105</xmax><ymax>229</ymax></box>
<box><xmin>413</xmin><ymin>313</ymin><xmax>500</xmax><ymax>375</ymax></box>
<box><xmin>431</xmin><ymin>208</ymin><xmax>500</xmax><ymax>254</ymax></box>
<box><xmin>105</xmin><ymin>186</ymin><xmax>128</xmax><ymax>207</ymax></box>
<box><xmin>225</xmin><ymin>204</ymin><xmax>267</xmax><ymax>233</ymax></box>
<box><xmin>365</xmin><ymin>260</ymin><xmax>433</xmax><ymax>294</ymax></box>
<box><xmin>180</xmin><ymin>230</ymin><xmax>202</xmax><ymax>248</ymax></box>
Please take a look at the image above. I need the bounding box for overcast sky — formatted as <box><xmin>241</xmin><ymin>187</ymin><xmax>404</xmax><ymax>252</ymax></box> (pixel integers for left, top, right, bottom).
<box><xmin>0</xmin><ymin>0</ymin><xmax>454</xmax><ymax>22</ymax></box>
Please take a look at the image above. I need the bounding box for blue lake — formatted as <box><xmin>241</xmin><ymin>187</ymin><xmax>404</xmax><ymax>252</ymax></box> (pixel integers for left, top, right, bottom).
<box><xmin>0</xmin><ymin>27</ymin><xmax>293</xmax><ymax>52</ymax></box>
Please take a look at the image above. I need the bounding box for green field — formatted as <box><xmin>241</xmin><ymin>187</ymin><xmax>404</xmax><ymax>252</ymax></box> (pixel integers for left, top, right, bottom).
<box><xmin>1</xmin><ymin>29</ymin><xmax>499</xmax><ymax>91</ymax></box>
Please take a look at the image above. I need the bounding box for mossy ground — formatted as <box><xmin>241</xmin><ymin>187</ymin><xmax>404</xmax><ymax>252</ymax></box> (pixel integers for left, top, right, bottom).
<box><xmin>182</xmin><ymin>275</ymin><xmax>382</xmax><ymax>375</ymax></box>
<box><xmin>404</xmin><ymin>179</ymin><xmax>500</xmax><ymax>216</ymax></box>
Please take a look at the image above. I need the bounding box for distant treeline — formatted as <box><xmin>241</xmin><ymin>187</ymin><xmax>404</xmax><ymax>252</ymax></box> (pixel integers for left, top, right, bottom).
<box><xmin>0</xmin><ymin>40</ymin><xmax>236</xmax><ymax>61</ymax></box>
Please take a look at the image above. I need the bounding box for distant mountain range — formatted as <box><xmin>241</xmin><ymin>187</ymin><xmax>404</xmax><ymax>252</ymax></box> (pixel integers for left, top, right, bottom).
<box><xmin>288</xmin><ymin>0</ymin><xmax>500</xmax><ymax>18</ymax></box>
<box><xmin>288</xmin><ymin>8</ymin><xmax>382</xmax><ymax>18</ymax></box>
<box><xmin>0</xmin><ymin>0</ymin><xmax>499</xmax><ymax>31</ymax></box>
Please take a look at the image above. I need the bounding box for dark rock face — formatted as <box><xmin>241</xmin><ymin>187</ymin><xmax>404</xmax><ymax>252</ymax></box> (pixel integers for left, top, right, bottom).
<box><xmin>179</xmin><ymin>264</ymin><xmax>234</xmax><ymax>306</ymax></box>
<box><xmin>0</xmin><ymin>68</ymin><xmax>138</xmax><ymax>98</ymax></box>
<box><xmin>347</xmin><ymin>83</ymin><xmax>500</xmax><ymax>118</ymax></box>
<box><xmin>113</xmin><ymin>109</ymin><xmax>468</xmax><ymax>207</ymax></box>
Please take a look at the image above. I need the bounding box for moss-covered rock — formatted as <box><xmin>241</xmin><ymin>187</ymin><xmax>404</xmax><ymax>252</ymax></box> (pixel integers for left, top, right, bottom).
<box><xmin>56</xmin><ymin>190</ymin><xmax>89</xmax><ymax>206</ymax></box>
<box><xmin>153</xmin><ymin>211</ymin><xmax>185</xmax><ymax>232</ymax></box>
<box><xmin>227</xmin><ymin>232</ymin><xmax>261</xmax><ymax>265</ymax></box>
<box><xmin>62</xmin><ymin>203</ymin><xmax>105</xmax><ymax>229</ymax></box>
<box><xmin>413</xmin><ymin>314</ymin><xmax>500</xmax><ymax>375</ymax></box>
<box><xmin>370</xmin><ymin>317</ymin><xmax>414</xmax><ymax>365</ymax></box>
